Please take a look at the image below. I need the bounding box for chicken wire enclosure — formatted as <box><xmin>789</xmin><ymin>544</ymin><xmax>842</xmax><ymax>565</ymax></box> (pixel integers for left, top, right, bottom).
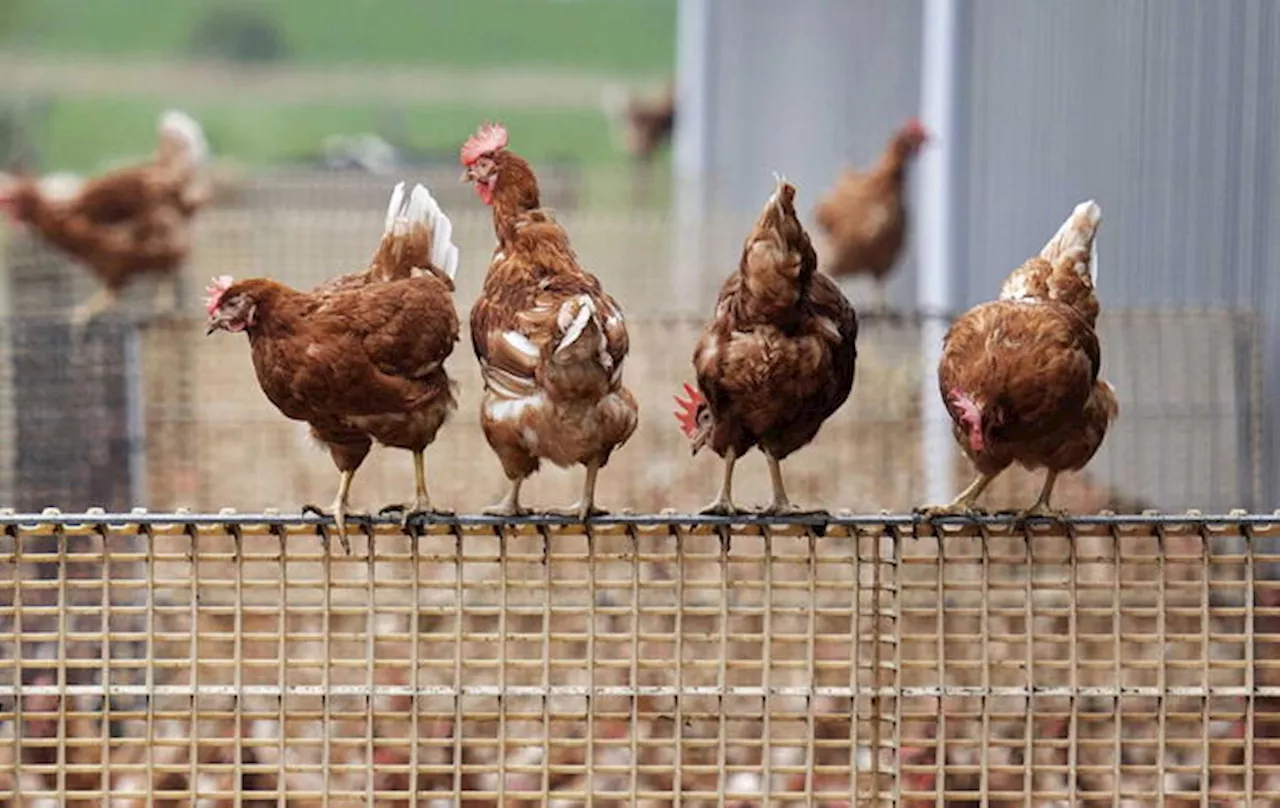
<box><xmin>0</xmin><ymin>512</ymin><xmax>1277</xmax><ymax>806</ymax></box>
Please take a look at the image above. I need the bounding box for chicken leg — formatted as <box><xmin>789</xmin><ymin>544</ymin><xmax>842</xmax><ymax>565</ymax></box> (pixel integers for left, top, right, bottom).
<box><xmin>302</xmin><ymin>470</ymin><xmax>357</xmax><ymax>554</ymax></box>
<box><xmin>483</xmin><ymin>476</ymin><xmax>530</xmax><ymax>517</ymax></box>
<box><xmin>872</xmin><ymin>281</ymin><xmax>889</xmax><ymax>315</ymax></box>
<box><xmin>379</xmin><ymin>451</ymin><xmax>452</xmax><ymax>526</ymax></box>
<box><xmin>1015</xmin><ymin>471</ymin><xmax>1067</xmax><ymax>520</ymax></box>
<box><xmin>152</xmin><ymin>273</ymin><xmax>182</xmax><ymax>317</ymax></box>
<box><xmin>69</xmin><ymin>287</ymin><xmax>119</xmax><ymax>330</ymax></box>
<box><xmin>917</xmin><ymin>471</ymin><xmax>998</xmax><ymax>517</ymax></box>
<box><xmin>757</xmin><ymin>451</ymin><xmax>802</xmax><ymax>515</ymax></box>
<box><xmin>547</xmin><ymin>459</ymin><xmax>607</xmax><ymax>520</ymax></box>
<box><xmin>699</xmin><ymin>448</ymin><xmax>741</xmax><ymax>515</ymax></box>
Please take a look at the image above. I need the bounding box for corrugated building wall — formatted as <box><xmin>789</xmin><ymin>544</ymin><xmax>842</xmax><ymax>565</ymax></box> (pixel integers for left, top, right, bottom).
<box><xmin>675</xmin><ymin>0</ymin><xmax>1280</xmax><ymax>509</ymax></box>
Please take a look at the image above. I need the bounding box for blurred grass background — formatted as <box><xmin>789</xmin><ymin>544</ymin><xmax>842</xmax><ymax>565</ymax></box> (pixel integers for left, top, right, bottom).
<box><xmin>0</xmin><ymin>0</ymin><xmax>675</xmax><ymax>185</ymax></box>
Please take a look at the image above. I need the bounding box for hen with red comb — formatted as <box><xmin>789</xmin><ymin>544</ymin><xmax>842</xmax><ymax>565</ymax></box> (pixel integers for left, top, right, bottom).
<box><xmin>460</xmin><ymin>122</ymin><xmax>509</xmax><ymax>166</ymax></box>
<box><xmin>460</xmin><ymin>121</ymin><xmax>541</xmax><ymax>234</ymax></box>
<box><xmin>464</xmin><ymin>126</ymin><xmax>636</xmax><ymax>520</ymax></box>
<box><xmin>678</xmin><ymin>174</ymin><xmax>857</xmax><ymax>515</ymax></box>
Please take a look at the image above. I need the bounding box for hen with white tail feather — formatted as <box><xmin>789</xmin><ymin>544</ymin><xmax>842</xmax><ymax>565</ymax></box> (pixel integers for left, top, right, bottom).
<box><xmin>926</xmin><ymin>199</ymin><xmax>1117</xmax><ymax>518</ymax></box>
<box><xmin>468</xmin><ymin>206</ymin><xmax>637</xmax><ymax>519</ymax></box>
<box><xmin>206</xmin><ymin>181</ymin><xmax>461</xmax><ymax>552</ymax></box>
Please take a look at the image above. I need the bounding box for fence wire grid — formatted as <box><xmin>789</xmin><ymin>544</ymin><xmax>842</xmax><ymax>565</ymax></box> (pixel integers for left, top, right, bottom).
<box><xmin>0</xmin><ymin>511</ymin><xmax>1277</xmax><ymax>805</ymax></box>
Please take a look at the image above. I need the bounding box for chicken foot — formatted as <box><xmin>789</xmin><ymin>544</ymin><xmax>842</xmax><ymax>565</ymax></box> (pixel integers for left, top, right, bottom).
<box><xmin>302</xmin><ymin>470</ymin><xmax>361</xmax><ymax>554</ymax></box>
<box><xmin>483</xmin><ymin>476</ymin><xmax>531</xmax><ymax>517</ymax></box>
<box><xmin>699</xmin><ymin>448</ymin><xmax>742</xmax><ymax>515</ymax></box>
<box><xmin>545</xmin><ymin>459</ymin><xmax>607</xmax><ymax>521</ymax></box>
<box><xmin>758</xmin><ymin>451</ymin><xmax>824</xmax><ymax>516</ymax></box>
<box><xmin>916</xmin><ymin>471</ymin><xmax>998</xmax><ymax>517</ymax></box>
<box><xmin>1014</xmin><ymin>471</ymin><xmax>1068</xmax><ymax>521</ymax></box>
<box><xmin>379</xmin><ymin>451</ymin><xmax>453</xmax><ymax>527</ymax></box>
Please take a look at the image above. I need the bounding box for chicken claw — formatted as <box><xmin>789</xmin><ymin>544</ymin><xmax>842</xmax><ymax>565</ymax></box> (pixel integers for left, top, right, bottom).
<box><xmin>545</xmin><ymin>503</ymin><xmax>608</xmax><ymax>521</ymax></box>
<box><xmin>698</xmin><ymin>500</ymin><xmax>744</xmax><ymax>517</ymax></box>
<box><xmin>379</xmin><ymin>452</ymin><xmax>451</xmax><ymax>527</ymax></box>
<box><xmin>699</xmin><ymin>450</ymin><xmax>742</xmax><ymax>516</ymax></box>
<box><xmin>302</xmin><ymin>470</ymin><xmax>362</xmax><ymax>554</ymax></box>
<box><xmin>914</xmin><ymin>503</ymin><xmax>988</xmax><ymax>519</ymax></box>
<box><xmin>1013</xmin><ymin>471</ymin><xmax>1067</xmax><ymax>523</ymax></box>
<box><xmin>1012</xmin><ymin>502</ymin><xmax>1070</xmax><ymax>523</ymax></box>
<box><xmin>483</xmin><ymin>477</ymin><xmax>530</xmax><ymax>518</ymax></box>
<box><xmin>545</xmin><ymin>461</ymin><xmax>606</xmax><ymax>521</ymax></box>
<box><xmin>378</xmin><ymin>502</ymin><xmax>454</xmax><ymax>528</ymax></box>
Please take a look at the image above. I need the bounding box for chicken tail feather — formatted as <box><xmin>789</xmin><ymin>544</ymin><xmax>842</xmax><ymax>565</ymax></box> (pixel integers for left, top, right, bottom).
<box><xmin>383</xmin><ymin>182</ymin><xmax>407</xmax><ymax>233</ymax></box>
<box><xmin>159</xmin><ymin>110</ymin><xmax>209</xmax><ymax>165</ymax></box>
<box><xmin>383</xmin><ymin>182</ymin><xmax>459</xmax><ymax>280</ymax></box>
<box><xmin>1040</xmin><ymin>199</ymin><xmax>1101</xmax><ymax>283</ymax></box>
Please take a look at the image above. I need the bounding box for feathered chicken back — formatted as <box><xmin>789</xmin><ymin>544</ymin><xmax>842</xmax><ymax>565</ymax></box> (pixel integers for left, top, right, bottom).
<box><xmin>939</xmin><ymin>200</ymin><xmax>1116</xmax><ymax>488</ymax></box>
<box><xmin>686</xmin><ymin>177</ymin><xmax>858</xmax><ymax>464</ymax></box>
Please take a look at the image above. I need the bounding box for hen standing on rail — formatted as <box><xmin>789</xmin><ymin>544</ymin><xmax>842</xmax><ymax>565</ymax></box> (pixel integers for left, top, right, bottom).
<box><xmin>675</xmin><ymin>175</ymin><xmax>858</xmax><ymax>515</ymax></box>
<box><xmin>813</xmin><ymin>119</ymin><xmax>928</xmax><ymax>314</ymax></box>
<box><xmin>0</xmin><ymin>110</ymin><xmax>211</xmax><ymax>327</ymax></box>
<box><xmin>924</xmin><ymin>200</ymin><xmax>1118</xmax><ymax>518</ymax></box>
<box><xmin>205</xmin><ymin>182</ymin><xmax>460</xmax><ymax>551</ymax></box>
<box><xmin>461</xmin><ymin>123</ymin><xmax>638</xmax><ymax>518</ymax></box>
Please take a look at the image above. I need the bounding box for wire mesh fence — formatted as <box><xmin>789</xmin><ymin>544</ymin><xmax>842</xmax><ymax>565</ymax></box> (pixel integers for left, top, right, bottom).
<box><xmin>0</xmin><ymin>511</ymin><xmax>1277</xmax><ymax>805</ymax></box>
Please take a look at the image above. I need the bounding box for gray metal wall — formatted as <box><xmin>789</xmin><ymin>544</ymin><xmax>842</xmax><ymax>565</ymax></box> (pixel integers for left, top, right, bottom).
<box><xmin>677</xmin><ymin>0</ymin><xmax>1280</xmax><ymax>507</ymax></box>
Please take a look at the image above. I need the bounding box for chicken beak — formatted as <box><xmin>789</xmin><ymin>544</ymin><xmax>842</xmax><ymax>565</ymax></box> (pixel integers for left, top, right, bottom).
<box><xmin>459</xmin><ymin>167</ymin><xmax>474</xmax><ymax>184</ymax></box>
<box><xmin>205</xmin><ymin>315</ymin><xmax>226</xmax><ymax>335</ymax></box>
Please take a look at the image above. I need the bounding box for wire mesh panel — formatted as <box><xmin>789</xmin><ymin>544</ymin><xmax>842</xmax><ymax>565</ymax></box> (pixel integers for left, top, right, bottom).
<box><xmin>0</xmin><ymin>512</ymin><xmax>1276</xmax><ymax>805</ymax></box>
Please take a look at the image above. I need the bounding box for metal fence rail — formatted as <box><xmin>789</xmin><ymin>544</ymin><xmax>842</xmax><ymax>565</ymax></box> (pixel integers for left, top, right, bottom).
<box><xmin>0</xmin><ymin>511</ymin><xmax>1277</xmax><ymax>805</ymax></box>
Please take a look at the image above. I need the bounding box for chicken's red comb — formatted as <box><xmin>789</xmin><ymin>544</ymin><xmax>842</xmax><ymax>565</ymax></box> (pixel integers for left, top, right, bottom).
<box><xmin>203</xmin><ymin>275</ymin><xmax>234</xmax><ymax>316</ymax></box>
<box><xmin>461</xmin><ymin>122</ymin><xmax>509</xmax><ymax>166</ymax></box>
<box><xmin>673</xmin><ymin>382</ymin><xmax>705</xmax><ymax>439</ymax></box>
<box><xmin>903</xmin><ymin>117</ymin><xmax>930</xmax><ymax>140</ymax></box>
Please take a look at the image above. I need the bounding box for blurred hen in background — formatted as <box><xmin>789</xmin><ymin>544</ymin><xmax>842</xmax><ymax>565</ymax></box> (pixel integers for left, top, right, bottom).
<box><xmin>0</xmin><ymin>110</ymin><xmax>210</xmax><ymax>327</ymax></box>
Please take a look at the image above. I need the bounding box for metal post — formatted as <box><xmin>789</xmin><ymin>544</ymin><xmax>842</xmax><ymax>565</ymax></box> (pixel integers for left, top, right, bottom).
<box><xmin>918</xmin><ymin>0</ymin><xmax>966</xmax><ymax>505</ymax></box>
<box><xmin>123</xmin><ymin>323</ymin><xmax>147</xmax><ymax>508</ymax></box>
<box><xmin>673</xmin><ymin>0</ymin><xmax>714</xmax><ymax>314</ymax></box>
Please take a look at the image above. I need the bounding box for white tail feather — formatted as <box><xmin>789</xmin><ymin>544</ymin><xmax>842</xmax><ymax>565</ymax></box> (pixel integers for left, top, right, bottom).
<box><xmin>406</xmin><ymin>183</ymin><xmax>430</xmax><ymax>224</ymax></box>
<box><xmin>383</xmin><ymin>181</ymin><xmax>459</xmax><ymax>280</ymax></box>
<box><xmin>384</xmin><ymin>182</ymin><xmax>406</xmax><ymax>233</ymax></box>
<box><xmin>1090</xmin><ymin>230</ymin><xmax>1099</xmax><ymax>287</ymax></box>
<box><xmin>1040</xmin><ymin>199</ymin><xmax>1101</xmax><ymax>281</ymax></box>
<box><xmin>158</xmin><ymin>110</ymin><xmax>209</xmax><ymax>164</ymax></box>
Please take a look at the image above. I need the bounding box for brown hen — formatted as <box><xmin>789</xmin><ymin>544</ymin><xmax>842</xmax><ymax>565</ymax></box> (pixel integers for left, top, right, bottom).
<box><xmin>601</xmin><ymin>81</ymin><xmax>675</xmax><ymax>163</ymax></box>
<box><xmin>814</xmin><ymin>119</ymin><xmax>928</xmax><ymax>313</ymax></box>
<box><xmin>927</xmin><ymin>200</ymin><xmax>1118</xmax><ymax>518</ymax></box>
<box><xmin>205</xmin><ymin>182</ymin><xmax>460</xmax><ymax>551</ymax></box>
<box><xmin>0</xmin><ymin>110</ymin><xmax>210</xmax><ymax>326</ymax></box>
<box><xmin>462</xmin><ymin>122</ymin><xmax>637</xmax><ymax>518</ymax></box>
<box><xmin>675</xmin><ymin>175</ymin><xmax>858</xmax><ymax>515</ymax></box>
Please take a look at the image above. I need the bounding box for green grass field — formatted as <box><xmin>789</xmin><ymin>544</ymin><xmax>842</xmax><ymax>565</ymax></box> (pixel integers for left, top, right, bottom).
<box><xmin>41</xmin><ymin>96</ymin><xmax>620</xmax><ymax>170</ymax></box>
<box><xmin>4</xmin><ymin>0</ymin><xmax>675</xmax><ymax>73</ymax></box>
<box><xmin>0</xmin><ymin>0</ymin><xmax>675</xmax><ymax>181</ymax></box>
